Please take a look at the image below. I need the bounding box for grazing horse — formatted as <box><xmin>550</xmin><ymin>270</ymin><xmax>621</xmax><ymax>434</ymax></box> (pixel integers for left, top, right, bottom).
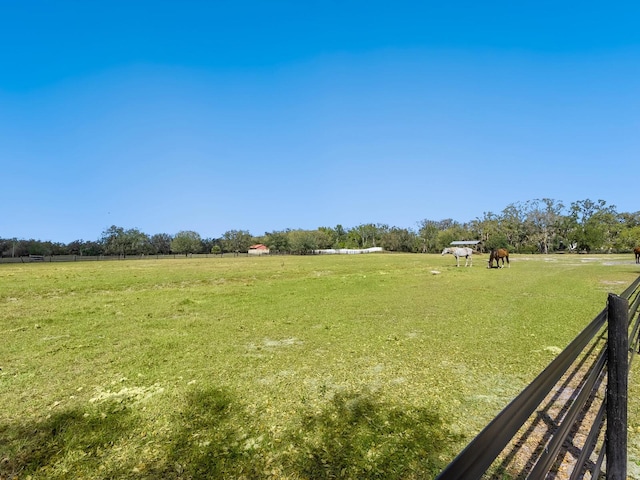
<box><xmin>441</xmin><ymin>247</ymin><xmax>473</xmax><ymax>267</ymax></box>
<box><xmin>635</xmin><ymin>246</ymin><xmax>640</xmax><ymax>264</ymax></box>
<box><xmin>488</xmin><ymin>248</ymin><xmax>510</xmax><ymax>269</ymax></box>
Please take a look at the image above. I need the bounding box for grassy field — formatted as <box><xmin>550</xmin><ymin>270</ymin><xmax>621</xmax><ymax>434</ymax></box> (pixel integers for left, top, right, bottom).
<box><xmin>2</xmin><ymin>253</ymin><xmax>640</xmax><ymax>479</ymax></box>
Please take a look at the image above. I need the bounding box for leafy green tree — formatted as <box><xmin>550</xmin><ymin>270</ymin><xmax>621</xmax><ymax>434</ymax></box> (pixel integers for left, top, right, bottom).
<box><xmin>592</xmin><ymin>210</ymin><xmax>622</xmax><ymax>252</ymax></box>
<box><xmin>150</xmin><ymin>233</ymin><xmax>172</xmax><ymax>254</ymax></box>
<box><xmin>380</xmin><ymin>227</ymin><xmax>416</xmax><ymax>252</ymax></box>
<box><xmin>618</xmin><ymin>211</ymin><xmax>640</xmax><ymax>228</ymax></box>
<box><xmin>287</xmin><ymin>229</ymin><xmax>318</xmax><ymax>254</ymax></box>
<box><xmin>316</xmin><ymin>225</ymin><xmax>349</xmax><ymax>248</ymax></box>
<box><xmin>201</xmin><ymin>237</ymin><xmax>219</xmax><ymax>255</ymax></box>
<box><xmin>523</xmin><ymin>199</ymin><xmax>565</xmax><ymax>254</ymax></box>
<box><xmin>221</xmin><ymin>230</ymin><xmax>254</xmax><ymax>255</ymax></box>
<box><xmin>569</xmin><ymin>199</ymin><xmax>617</xmax><ymax>252</ymax></box>
<box><xmin>501</xmin><ymin>203</ymin><xmax>528</xmax><ymax>252</ymax></box>
<box><xmin>67</xmin><ymin>239</ymin><xmax>103</xmax><ymax>256</ymax></box>
<box><xmin>12</xmin><ymin>239</ymin><xmax>29</xmax><ymax>257</ymax></box>
<box><xmin>348</xmin><ymin>223</ymin><xmax>387</xmax><ymax>249</ymax></box>
<box><xmin>313</xmin><ymin>229</ymin><xmax>333</xmax><ymax>249</ymax></box>
<box><xmin>317</xmin><ymin>226</ymin><xmax>338</xmax><ymax>248</ymax></box>
<box><xmin>334</xmin><ymin>224</ymin><xmax>348</xmax><ymax>248</ymax></box>
<box><xmin>0</xmin><ymin>239</ymin><xmax>12</xmax><ymax>257</ymax></box>
<box><xmin>264</xmin><ymin>230</ymin><xmax>290</xmax><ymax>253</ymax></box>
<box><xmin>100</xmin><ymin>226</ymin><xmax>150</xmax><ymax>255</ymax></box>
<box><xmin>100</xmin><ymin>225</ymin><xmax>126</xmax><ymax>255</ymax></box>
<box><xmin>417</xmin><ymin>219</ymin><xmax>439</xmax><ymax>253</ymax></box>
<box><xmin>616</xmin><ymin>225</ymin><xmax>640</xmax><ymax>251</ymax></box>
<box><xmin>171</xmin><ymin>231</ymin><xmax>203</xmax><ymax>255</ymax></box>
<box><xmin>435</xmin><ymin>222</ymin><xmax>473</xmax><ymax>251</ymax></box>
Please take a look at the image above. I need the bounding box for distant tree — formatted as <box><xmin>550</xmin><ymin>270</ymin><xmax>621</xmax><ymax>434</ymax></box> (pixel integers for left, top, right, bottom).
<box><xmin>618</xmin><ymin>211</ymin><xmax>640</xmax><ymax>228</ymax></box>
<box><xmin>483</xmin><ymin>233</ymin><xmax>509</xmax><ymax>252</ymax></box>
<box><xmin>264</xmin><ymin>230</ymin><xmax>290</xmax><ymax>253</ymax></box>
<box><xmin>150</xmin><ymin>233</ymin><xmax>172</xmax><ymax>254</ymax></box>
<box><xmin>171</xmin><ymin>231</ymin><xmax>203</xmax><ymax>255</ymax></box>
<box><xmin>128</xmin><ymin>229</ymin><xmax>153</xmax><ymax>255</ymax></box>
<box><xmin>88</xmin><ymin>241</ymin><xmax>104</xmax><ymax>256</ymax></box>
<box><xmin>221</xmin><ymin>230</ymin><xmax>253</xmax><ymax>255</ymax></box>
<box><xmin>435</xmin><ymin>221</ymin><xmax>473</xmax><ymax>251</ymax></box>
<box><xmin>334</xmin><ymin>224</ymin><xmax>348</xmax><ymax>248</ymax></box>
<box><xmin>200</xmin><ymin>237</ymin><xmax>218</xmax><ymax>255</ymax></box>
<box><xmin>469</xmin><ymin>213</ymin><xmax>500</xmax><ymax>252</ymax></box>
<box><xmin>417</xmin><ymin>219</ymin><xmax>440</xmax><ymax>253</ymax></box>
<box><xmin>568</xmin><ymin>199</ymin><xmax>618</xmax><ymax>252</ymax></box>
<box><xmin>9</xmin><ymin>239</ymin><xmax>29</xmax><ymax>257</ymax></box>
<box><xmin>0</xmin><ymin>239</ymin><xmax>13</xmax><ymax>257</ymax></box>
<box><xmin>348</xmin><ymin>223</ymin><xmax>387</xmax><ymax>248</ymax></box>
<box><xmin>616</xmin><ymin>225</ymin><xmax>640</xmax><ymax>251</ymax></box>
<box><xmin>523</xmin><ymin>198</ymin><xmax>565</xmax><ymax>254</ymax></box>
<box><xmin>288</xmin><ymin>229</ymin><xmax>318</xmax><ymax>254</ymax></box>
<box><xmin>316</xmin><ymin>225</ymin><xmax>349</xmax><ymax>249</ymax></box>
<box><xmin>317</xmin><ymin>226</ymin><xmax>338</xmax><ymax>248</ymax></box>
<box><xmin>81</xmin><ymin>240</ymin><xmax>103</xmax><ymax>256</ymax></box>
<box><xmin>380</xmin><ymin>227</ymin><xmax>416</xmax><ymax>252</ymax></box>
<box><xmin>24</xmin><ymin>239</ymin><xmax>47</xmax><ymax>256</ymax></box>
<box><xmin>501</xmin><ymin>203</ymin><xmax>528</xmax><ymax>252</ymax></box>
<box><xmin>24</xmin><ymin>240</ymin><xmax>68</xmax><ymax>256</ymax></box>
<box><xmin>100</xmin><ymin>225</ymin><xmax>151</xmax><ymax>255</ymax></box>
<box><xmin>313</xmin><ymin>229</ymin><xmax>333</xmax><ymax>249</ymax></box>
<box><xmin>49</xmin><ymin>242</ymin><xmax>69</xmax><ymax>255</ymax></box>
<box><xmin>100</xmin><ymin>225</ymin><xmax>127</xmax><ymax>255</ymax></box>
<box><xmin>67</xmin><ymin>239</ymin><xmax>103</xmax><ymax>256</ymax></box>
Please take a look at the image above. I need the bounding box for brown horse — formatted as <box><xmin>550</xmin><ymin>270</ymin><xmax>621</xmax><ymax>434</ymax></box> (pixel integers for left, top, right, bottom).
<box><xmin>488</xmin><ymin>248</ymin><xmax>510</xmax><ymax>268</ymax></box>
<box><xmin>635</xmin><ymin>246</ymin><xmax>640</xmax><ymax>264</ymax></box>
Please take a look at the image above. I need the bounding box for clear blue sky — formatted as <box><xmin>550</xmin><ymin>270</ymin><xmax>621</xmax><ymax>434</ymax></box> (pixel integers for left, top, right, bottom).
<box><xmin>1</xmin><ymin>1</ymin><xmax>639</xmax><ymax>243</ymax></box>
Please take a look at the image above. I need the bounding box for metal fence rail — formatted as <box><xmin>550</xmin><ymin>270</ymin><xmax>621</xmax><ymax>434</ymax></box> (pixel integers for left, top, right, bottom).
<box><xmin>436</xmin><ymin>275</ymin><xmax>640</xmax><ymax>480</ymax></box>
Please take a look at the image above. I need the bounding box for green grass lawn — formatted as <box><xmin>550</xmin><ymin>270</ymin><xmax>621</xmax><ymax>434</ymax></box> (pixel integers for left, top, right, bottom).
<box><xmin>2</xmin><ymin>253</ymin><xmax>640</xmax><ymax>479</ymax></box>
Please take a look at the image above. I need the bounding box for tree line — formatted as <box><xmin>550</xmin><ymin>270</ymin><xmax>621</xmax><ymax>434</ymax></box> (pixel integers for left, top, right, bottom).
<box><xmin>2</xmin><ymin>198</ymin><xmax>640</xmax><ymax>258</ymax></box>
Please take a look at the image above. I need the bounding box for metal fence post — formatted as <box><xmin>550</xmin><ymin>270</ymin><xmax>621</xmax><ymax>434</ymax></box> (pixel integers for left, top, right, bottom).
<box><xmin>607</xmin><ymin>293</ymin><xmax>628</xmax><ymax>480</ymax></box>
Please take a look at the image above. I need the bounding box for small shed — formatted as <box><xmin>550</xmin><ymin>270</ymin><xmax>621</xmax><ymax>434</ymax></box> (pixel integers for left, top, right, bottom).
<box><xmin>450</xmin><ymin>240</ymin><xmax>482</xmax><ymax>252</ymax></box>
<box><xmin>248</xmin><ymin>244</ymin><xmax>270</xmax><ymax>255</ymax></box>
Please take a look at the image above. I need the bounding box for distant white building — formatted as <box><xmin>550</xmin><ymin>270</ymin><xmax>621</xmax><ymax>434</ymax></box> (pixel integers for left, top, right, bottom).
<box><xmin>314</xmin><ymin>247</ymin><xmax>383</xmax><ymax>255</ymax></box>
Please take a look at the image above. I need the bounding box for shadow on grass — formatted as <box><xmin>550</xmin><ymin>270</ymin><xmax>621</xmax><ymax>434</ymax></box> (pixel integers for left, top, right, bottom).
<box><xmin>158</xmin><ymin>386</ymin><xmax>461</xmax><ymax>479</ymax></box>
<box><xmin>156</xmin><ymin>386</ymin><xmax>268</xmax><ymax>478</ymax></box>
<box><xmin>285</xmin><ymin>389</ymin><xmax>462</xmax><ymax>479</ymax></box>
<box><xmin>0</xmin><ymin>402</ymin><xmax>136</xmax><ymax>478</ymax></box>
<box><xmin>1</xmin><ymin>387</ymin><xmax>462</xmax><ymax>479</ymax></box>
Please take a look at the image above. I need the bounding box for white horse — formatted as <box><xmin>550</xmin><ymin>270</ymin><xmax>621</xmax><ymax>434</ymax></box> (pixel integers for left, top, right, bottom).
<box><xmin>441</xmin><ymin>247</ymin><xmax>473</xmax><ymax>267</ymax></box>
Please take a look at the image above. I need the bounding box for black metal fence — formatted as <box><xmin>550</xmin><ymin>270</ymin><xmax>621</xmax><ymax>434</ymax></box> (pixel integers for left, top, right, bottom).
<box><xmin>0</xmin><ymin>253</ymin><xmax>231</xmax><ymax>264</ymax></box>
<box><xmin>436</xmin><ymin>275</ymin><xmax>640</xmax><ymax>479</ymax></box>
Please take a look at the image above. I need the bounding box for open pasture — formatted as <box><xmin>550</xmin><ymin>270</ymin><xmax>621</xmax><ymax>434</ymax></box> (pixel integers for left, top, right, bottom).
<box><xmin>2</xmin><ymin>253</ymin><xmax>640</xmax><ymax>479</ymax></box>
